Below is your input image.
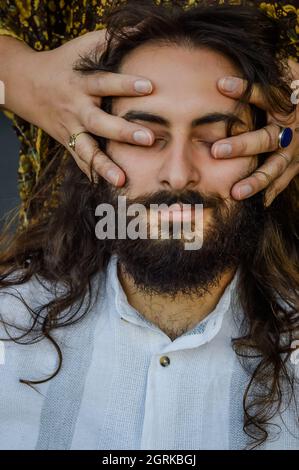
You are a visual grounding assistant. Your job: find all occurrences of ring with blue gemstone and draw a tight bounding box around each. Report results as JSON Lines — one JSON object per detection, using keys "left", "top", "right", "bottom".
{"left": 278, "top": 126, "right": 293, "bottom": 148}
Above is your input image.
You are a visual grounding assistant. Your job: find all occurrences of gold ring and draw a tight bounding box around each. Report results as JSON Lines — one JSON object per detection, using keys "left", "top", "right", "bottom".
{"left": 69, "top": 131, "right": 89, "bottom": 152}
{"left": 254, "top": 170, "right": 272, "bottom": 185}
{"left": 274, "top": 150, "right": 290, "bottom": 165}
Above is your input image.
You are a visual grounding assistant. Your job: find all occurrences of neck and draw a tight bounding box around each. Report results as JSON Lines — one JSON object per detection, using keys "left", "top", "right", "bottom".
{"left": 118, "top": 263, "right": 236, "bottom": 341}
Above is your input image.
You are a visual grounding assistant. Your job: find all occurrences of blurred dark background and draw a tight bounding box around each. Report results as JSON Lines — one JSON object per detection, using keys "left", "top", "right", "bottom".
{"left": 0, "top": 112, "right": 20, "bottom": 227}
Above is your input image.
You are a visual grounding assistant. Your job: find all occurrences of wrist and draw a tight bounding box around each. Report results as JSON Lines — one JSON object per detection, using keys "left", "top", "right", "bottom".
{"left": 1, "top": 38, "right": 42, "bottom": 123}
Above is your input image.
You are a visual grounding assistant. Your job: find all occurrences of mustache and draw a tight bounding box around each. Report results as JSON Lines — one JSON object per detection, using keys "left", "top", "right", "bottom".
{"left": 109, "top": 187, "right": 223, "bottom": 209}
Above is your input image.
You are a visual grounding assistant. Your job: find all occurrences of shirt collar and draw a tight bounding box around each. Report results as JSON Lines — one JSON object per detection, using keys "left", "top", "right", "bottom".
{"left": 105, "top": 254, "right": 240, "bottom": 350}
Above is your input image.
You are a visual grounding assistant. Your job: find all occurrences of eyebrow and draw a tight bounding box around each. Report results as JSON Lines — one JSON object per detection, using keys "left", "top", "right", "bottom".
{"left": 121, "top": 110, "right": 246, "bottom": 128}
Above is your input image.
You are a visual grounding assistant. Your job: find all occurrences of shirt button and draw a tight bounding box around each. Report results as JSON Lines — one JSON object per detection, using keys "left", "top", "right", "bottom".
{"left": 160, "top": 356, "right": 170, "bottom": 367}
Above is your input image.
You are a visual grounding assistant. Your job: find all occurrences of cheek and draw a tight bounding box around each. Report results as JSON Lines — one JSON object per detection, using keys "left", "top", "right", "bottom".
{"left": 108, "top": 142, "right": 139, "bottom": 170}
{"left": 199, "top": 157, "right": 258, "bottom": 198}
{"left": 108, "top": 142, "right": 161, "bottom": 194}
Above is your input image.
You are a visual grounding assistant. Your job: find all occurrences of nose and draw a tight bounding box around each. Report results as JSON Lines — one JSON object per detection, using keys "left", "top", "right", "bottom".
{"left": 158, "top": 138, "right": 200, "bottom": 191}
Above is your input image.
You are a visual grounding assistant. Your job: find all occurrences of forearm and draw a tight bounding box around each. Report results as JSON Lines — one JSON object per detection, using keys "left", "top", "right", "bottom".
{"left": 0, "top": 36, "right": 39, "bottom": 123}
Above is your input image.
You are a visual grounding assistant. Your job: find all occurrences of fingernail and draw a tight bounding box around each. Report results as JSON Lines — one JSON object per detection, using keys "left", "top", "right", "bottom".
{"left": 134, "top": 79, "right": 152, "bottom": 94}
{"left": 106, "top": 169, "right": 120, "bottom": 186}
{"left": 238, "top": 184, "right": 253, "bottom": 199}
{"left": 213, "top": 143, "right": 232, "bottom": 158}
{"left": 219, "top": 77, "right": 240, "bottom": 92}
{"left": 133, "top": 130, "right": 152, "bottom": 145}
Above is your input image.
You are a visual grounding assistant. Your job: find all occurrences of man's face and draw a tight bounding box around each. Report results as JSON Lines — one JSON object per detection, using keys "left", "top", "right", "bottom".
{"left": 108, "top": 44, "right": 257, "bottom": 217}
{"left": 99, "top": 43, "right": 264, "bottom": 296}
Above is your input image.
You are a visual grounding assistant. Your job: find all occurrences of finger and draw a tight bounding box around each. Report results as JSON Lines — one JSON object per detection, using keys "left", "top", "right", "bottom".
{"left": 211, "top": 123, "right": 280, "bottom": 159}
{"left": 85, "top": 71, "right": 153, "bottom": 96}
{"left": 67, "top": 132, "right": 126, "bottom": 186}
{"left": 264, "top": 160, "right": 299, "bottom": 206}
{"left": 81, "top": 105, "right": 154, "bottom": 145}
{"left": 217, "top": 77, "right": 269, "bottom": 110}
{"left": 230, "top": 151, "right": 291, "bottom": 200}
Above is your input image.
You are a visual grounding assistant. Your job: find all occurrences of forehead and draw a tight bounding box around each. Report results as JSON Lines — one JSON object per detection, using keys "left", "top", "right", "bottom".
{"left": 115, "top": 43, "right": 244, "bottom": 119}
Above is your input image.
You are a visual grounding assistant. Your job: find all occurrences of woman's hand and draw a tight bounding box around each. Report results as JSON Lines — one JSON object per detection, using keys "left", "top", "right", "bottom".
{"left": 28, "top": 30, "right": 155, "bottom": 186}
{"left": 214, "top": 60, "right": 299, "bottom": 206}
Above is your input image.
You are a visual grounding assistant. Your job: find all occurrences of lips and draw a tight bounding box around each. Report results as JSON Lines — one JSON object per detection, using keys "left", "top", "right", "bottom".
{"left": 159, "top": 203, "right": 194, "bottom": 222}
{"left": 168, "top": 203, "right": 185, "bottom": 211}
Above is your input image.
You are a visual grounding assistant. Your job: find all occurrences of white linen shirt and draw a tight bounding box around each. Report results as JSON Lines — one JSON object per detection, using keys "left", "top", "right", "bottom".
{"left": 0, "top": 254, "right": 298, "bottom": 450}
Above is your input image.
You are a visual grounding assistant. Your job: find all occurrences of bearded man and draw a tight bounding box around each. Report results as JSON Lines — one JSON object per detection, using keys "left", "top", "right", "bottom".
{"left": 0, "top": 0, "right": 298, "bottom": 451}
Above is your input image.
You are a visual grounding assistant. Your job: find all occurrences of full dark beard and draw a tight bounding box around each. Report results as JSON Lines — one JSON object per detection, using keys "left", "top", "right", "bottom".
{"left": 95, "top": 178, "right": 265, "bottom": 297}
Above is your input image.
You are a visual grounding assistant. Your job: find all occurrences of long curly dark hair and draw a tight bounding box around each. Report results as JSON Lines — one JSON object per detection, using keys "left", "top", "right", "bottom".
{"left": 0, "top": 0, "right": 299, "bottom": 449}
